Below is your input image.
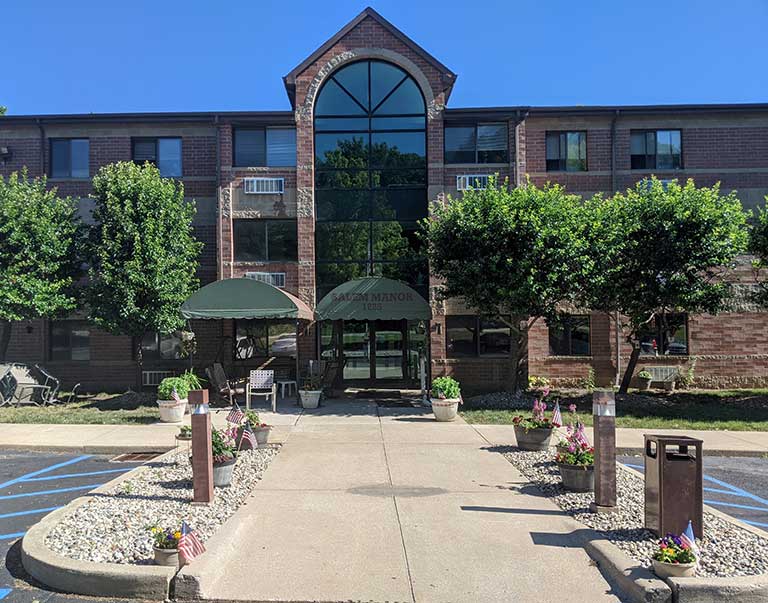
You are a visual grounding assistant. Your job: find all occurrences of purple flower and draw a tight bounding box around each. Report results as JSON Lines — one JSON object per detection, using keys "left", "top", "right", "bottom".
{"left": 569, "top": 404, "right": 577, "bottom": 412}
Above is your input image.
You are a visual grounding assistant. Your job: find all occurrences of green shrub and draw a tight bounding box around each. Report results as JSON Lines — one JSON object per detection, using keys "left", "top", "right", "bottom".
{"left": 180, "top": 369, "right": 203, "bottom": 390}
{"left": 528, "top": 375, "right": 551, "bottom": 390}
{"left": 431, "top": 376, "right": 461, "bottom": 399}
{"left": 157, "top": 377, "right": 190, "bottom": 400}
{"left": 637, "top": 369, "right": 652, "bottom": 380}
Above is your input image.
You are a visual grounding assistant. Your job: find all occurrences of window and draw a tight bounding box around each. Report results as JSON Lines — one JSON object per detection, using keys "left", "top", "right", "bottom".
{"left": 132, "top": 138, "right": 182, "bottom": 177}
{"left": 233, "top": 219, "right": 298, "bottom": 262}
{"left": 140, "top": 332, "right": 183, "bottom": 361}
{"left": 456, "top": 174, "right": 490, "bottom": 190}
{"left": 233, "top": 128, "right": 297, "bottom": 167}
{"left": 546, "top": 131, "right": 587, "bottom": 172}
{"left": 234, "top": 320, "right": 296, "bottom": 359}
{"left": 631, "top": 130, "right": 681, "bottom": 170}
{"left": 50, "top": 320, "right": 90, "bottom": 361}
{"left": 445, "top": 123, "right": 508, "bottom": 164}
{"left": 639, "top": 314, "right": 688, "bottom": 356}
{"left": 548, "top": 315, "right": 591, "bottom": 356}
{"left": 50, "top": 139, "right": 89, "bottom": 178}
{"left": 446, "top": 315, "right": 511, "bottom": 358}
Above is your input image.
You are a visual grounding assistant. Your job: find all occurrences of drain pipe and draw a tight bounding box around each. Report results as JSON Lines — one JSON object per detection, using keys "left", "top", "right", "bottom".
{"left": 36, "top": 118, "right": 45, "bottom": 177}
{"left": 214, "top": 115, "right": 222, "bottom": 281}
{"left": 611, "top": 109, "right": 621, "bottom": 388}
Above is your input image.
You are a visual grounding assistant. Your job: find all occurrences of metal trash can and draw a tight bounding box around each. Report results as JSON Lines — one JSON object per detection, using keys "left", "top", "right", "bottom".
{"left": 644, "top": 435, "right": 703, "bottom": 538}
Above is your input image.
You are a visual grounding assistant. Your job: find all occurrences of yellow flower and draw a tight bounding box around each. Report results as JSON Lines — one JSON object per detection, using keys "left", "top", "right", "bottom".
{"left": 174, "top": 531, "right": 181, "bottom": 540}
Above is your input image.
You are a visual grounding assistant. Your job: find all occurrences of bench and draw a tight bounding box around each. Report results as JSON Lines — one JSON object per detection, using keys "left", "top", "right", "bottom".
{"left": 644, "top": 366, "right": 680, "bottom": 384}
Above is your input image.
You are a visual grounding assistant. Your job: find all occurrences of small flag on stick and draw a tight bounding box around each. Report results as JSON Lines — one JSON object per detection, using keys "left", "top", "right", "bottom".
{"left": 179, "top": 521, "right": 206, "bottom": 563}
{"left": 680, "top": 520, "right": 700, "bottom": 559}
{"left": 241, "top": 423, "right": 258, "bottom": 449}
{"left": 171, "top": 387, "right": 182, "bottom": 404}
{"left": 552, "top": 401, "right": 563, "bottom": 427}
{"left": 226, "top": 402, "right": 245, "bottom": 425}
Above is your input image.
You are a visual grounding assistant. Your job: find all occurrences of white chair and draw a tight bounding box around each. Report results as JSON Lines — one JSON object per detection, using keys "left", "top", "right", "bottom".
{"left": 246, "top": 370, "right": 277, "bottom": 412}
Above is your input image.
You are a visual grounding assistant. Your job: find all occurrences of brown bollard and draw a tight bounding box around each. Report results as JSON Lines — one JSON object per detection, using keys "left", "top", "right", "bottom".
{"left": 590, "top": 389, "right": 617, "bottom": 514}
{"left": 189, "top": 389, "right": 213, "bottom": 504}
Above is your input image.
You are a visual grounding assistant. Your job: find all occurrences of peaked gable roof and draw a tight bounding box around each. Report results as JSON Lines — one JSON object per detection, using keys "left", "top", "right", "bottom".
{"left": 283, "top": 7, "right": 456, "bottom": 106}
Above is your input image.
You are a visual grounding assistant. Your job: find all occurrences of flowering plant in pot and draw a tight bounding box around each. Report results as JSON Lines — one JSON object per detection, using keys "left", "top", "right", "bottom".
{"left": 177, "top": 425, "right": 192, "bottom": 441}
{"left": 236, "top": 410, "right": 271, "bottom": 449}
{"left": 512, "top": 395, "right": 557, "bottom": 451}
{"left": 652, "top": 533, "right": 697, "bottom": 579}
{"left": 299, "top": 375, "right": 323, "bottom": 409}
{"left": 149, "top": 525, "right": 182, "bottom": 566}
{"left": 637, "top": 369, "right": 653, "bottom": 392}
{"left": 430, "top": 376, "right": 462, "bottom": 422}
{"left": 556, "top": 404, "right": 580, "bottom": 455}
{"left": 555, "top": 424, "right": 594, "bottom": 492}
{"left": 211, "top": 426, "right": 238, "bottom": 487}
{"left": 156, "top": 377, "right": 189, "bottom": 423}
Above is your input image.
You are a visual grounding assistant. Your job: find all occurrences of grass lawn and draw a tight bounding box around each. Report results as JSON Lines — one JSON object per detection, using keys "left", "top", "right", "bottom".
{"left": 460, "top": 389, "right": 768, "bottom": 431}
{"left": 0, "top": 392, "right": 160, "bottom": 425}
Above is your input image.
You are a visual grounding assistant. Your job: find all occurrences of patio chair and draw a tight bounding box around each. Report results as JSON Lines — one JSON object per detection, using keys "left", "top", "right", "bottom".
{"left": 12, "top": 366, "right": 80, "bottom": 406}
{"left": 206, "top": 363, "right": 245, "bottom": 405}
{"left": 0, "top": 369, "right": 18, "bottom": 407}
{"left": 246, "top": 370, "right": 277, "bottom": 412}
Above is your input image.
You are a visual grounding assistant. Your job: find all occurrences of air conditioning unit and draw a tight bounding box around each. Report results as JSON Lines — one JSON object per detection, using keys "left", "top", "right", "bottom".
{"left": 243, "top": 177, "right": 285, "bottom": 194}
{"left": 456, "top": 174, "right": 490, "bottom": 191}
{"left": 245, "top": 271, "right": 286, "bottom": 288}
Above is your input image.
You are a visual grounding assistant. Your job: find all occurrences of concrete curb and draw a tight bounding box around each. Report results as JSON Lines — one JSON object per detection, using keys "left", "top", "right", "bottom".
{"left": 0, "top": 443, "right": 173, "bottom": 454}
{"left": 617, "top": 447, "right": 768, "bottom": 459}
{"left": 668, "top": 574, "right": 768, "bottom": 603}
{"left": 20, "top": 450, "right": 177, "bottom": 600}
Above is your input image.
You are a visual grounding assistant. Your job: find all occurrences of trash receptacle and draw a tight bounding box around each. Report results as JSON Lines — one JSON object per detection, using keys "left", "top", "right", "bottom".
{"left": 644, "top": 434, "right": 703, "bottom": 539}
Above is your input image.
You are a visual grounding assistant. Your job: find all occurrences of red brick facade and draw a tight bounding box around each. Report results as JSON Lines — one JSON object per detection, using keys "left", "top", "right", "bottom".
{"left": 1, "top": 8, "right": 767, "bottom": 393}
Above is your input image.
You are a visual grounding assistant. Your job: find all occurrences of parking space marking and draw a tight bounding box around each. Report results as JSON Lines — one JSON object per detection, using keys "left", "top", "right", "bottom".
{"left": 0, "top": 531, "right": 26, "bottom": 541}
{"left": 0, "top": 455, "right": 91, "bottom": 490}
{"left": 0, "top": 587, "right": 11, "bottom": 599}
{"left": 0, "top": 506, "right": 62, "bottom": 520}
{"left": 23, "top": 467, "right": 131, "bottom": 482}
{"left": 0, "top": 483, "right": 103, "bottom": 501}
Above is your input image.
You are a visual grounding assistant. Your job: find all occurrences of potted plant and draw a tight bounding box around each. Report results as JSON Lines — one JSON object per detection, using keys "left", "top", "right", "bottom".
{"left": 156, "top": 377, "right": 189, "bottom": 423}
{"left": 176, "top": 425, "right": 192, "bottom": 441}
{"left": 652, "top": 533, "right": 697, "bottom": 579}
{"left": 430, "top": 376, "right": 462, "bottom": 421}
{"left": 637, "top": 369, "right": 653, "bottom": 392}
{"left": 237, "top": 410, "right": 271, "bottom": 449}
{"left": 299, "top": 375, "right": 323, "bottom": 409}
{"left": 528, "top": 375, "right": 551, "bottom": 400}
{"left": 211, "top": 426, "right": 237, "bottom": 487}
{"left": 180, "top": 369, "right": 205, "bottom": 413}
{"left": 512, "top": 398, "right": 556, "bottom": 451}
{"left": 149, "top": 525, "right": 181, "bottom": 566}
{"left": 555, "top": 426, "right": 594, "bottom": 492}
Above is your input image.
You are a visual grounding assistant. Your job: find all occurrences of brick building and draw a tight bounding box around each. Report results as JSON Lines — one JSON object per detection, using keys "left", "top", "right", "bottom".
{"left": 1, "top": 7, "right": 767, "bottom": 393}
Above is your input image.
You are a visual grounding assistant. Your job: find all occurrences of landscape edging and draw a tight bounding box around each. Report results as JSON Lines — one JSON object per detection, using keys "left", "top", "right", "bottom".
{"left": 667, "top": 574, "right": 768, "bottom": 603}
{"left": 20, "top": 450, "right": 177, "bottom": 600}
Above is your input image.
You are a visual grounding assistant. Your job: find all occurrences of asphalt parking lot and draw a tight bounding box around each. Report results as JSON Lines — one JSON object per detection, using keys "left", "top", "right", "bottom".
{"left": 620, "top": 454, "right": 768, "bottom": 530}
{"left": 0, "top": 450, "right": 143, "bottom": 603}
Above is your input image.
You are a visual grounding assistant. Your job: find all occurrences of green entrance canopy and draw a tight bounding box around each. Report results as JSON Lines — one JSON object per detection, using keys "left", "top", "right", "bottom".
{"left": 316, "top": 277, "right": 431, "bottom": 321}
{"left": 181, "top": 278, "right": 314, "bottom": 321}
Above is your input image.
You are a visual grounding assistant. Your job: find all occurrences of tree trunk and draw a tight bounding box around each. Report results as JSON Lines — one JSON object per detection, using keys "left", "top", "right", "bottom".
{"left": 0, "top": 320, "right": 12, "bottom": 363}
{"left": 619, "top": 342, "right": 641, "bottom": 394}
{"left": 135, "top": 339, "right": 143, "bottom": 392}
{"left": 505, "top": 317, "right": 531, "bottom": 394}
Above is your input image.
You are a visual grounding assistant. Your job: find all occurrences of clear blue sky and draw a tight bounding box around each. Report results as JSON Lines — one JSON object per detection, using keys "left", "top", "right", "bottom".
{"left": 4, "top": 0, "right": 768, "bottom": 115}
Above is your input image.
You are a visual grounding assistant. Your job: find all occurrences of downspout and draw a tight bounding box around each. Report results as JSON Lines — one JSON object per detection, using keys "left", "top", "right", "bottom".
{"left": 36, "top": 118, "right": 45, "bottom": 178}
{"left": 513, "top": 109, "right": 530, "bottom": 187}
{"left": 611, "top": 109, "right": 621, "bottom": 388}
{"left": 37, "top": 118, "right": 47, "bottom": 361}
{"left": 214, "top": 115, "right": 222, "bottom": 282}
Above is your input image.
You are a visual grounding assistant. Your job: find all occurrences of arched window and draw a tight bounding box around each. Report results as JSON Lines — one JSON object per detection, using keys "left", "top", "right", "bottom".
{"left": 314, "top": 60, "right": 428, "bottom": 301}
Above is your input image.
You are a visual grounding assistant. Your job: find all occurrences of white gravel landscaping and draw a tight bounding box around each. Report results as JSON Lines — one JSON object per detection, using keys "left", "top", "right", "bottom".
{"left": 502, "top": 448, "right": 768, "bottom": 578}
{"left": 45, "top": 447, "right": 279, "bottom": 564}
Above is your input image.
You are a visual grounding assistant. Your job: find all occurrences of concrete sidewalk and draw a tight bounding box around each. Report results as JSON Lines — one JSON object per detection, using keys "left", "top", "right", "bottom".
{"left": 178, "top": 401, "right": 623, "bottom": 603}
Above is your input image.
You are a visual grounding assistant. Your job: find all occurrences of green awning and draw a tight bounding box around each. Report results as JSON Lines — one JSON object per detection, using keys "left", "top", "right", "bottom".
{"left": 181, "top": 278, "right": 314, "bottom": 321}
{"left": 316, "top": 277, "right": 431, "bottom": 321}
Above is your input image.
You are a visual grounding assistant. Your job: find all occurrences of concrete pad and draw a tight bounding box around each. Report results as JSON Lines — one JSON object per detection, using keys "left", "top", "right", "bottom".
{"left": 381, "top": 422, "right": 486, "bottom": 445}
{"left": 257, "top": 441, "right": 390, "bottom": 490}
{"left": 288, "top": 423, "right": 383, "bottom": 443}
{"left": 469, "top": 424, "right": 519, "bottom": 446}
{"left": 204, "top": 490, "right": 413, "bottom": 603}
{"left": 386, "top": 443, "right": 525, "bottom": 493}
{"left": 396, "top": 491, "right": 622, "bottom": 603}
{"left": 295, "top": 400, "right": 381, "bottom": 425}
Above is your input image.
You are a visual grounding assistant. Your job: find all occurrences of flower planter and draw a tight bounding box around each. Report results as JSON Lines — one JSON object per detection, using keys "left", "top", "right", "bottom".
{"left": 300, "top": 390, "right": 321, "bottom": 409}
{"left": 637, "top": 377, "right": 652, "bottom": 392}
{"left": 514, "top": 425, "right": 554, "bottom": 451}
{"left": 153, "top": 547, "right": 179, "bottom": 567}
{"left": 558, "top": 463, "right": 594, "bottom": 492}
{"left": 213, "top": 456, "right": 236, "bottom": 487}
{"left": 652, "top": 559, "right": 696, "bottom": 579}
{"left": 236, "top": 425, "right": 271, "bottom": 449}
{"left": 175, "top": 434, "right": 192, "bottom": 442}
{"left": 157, "top": 399, "right": 187, "bottom": 423}
{"left": 431, "top": 398, "right": 460, "bottom": 422}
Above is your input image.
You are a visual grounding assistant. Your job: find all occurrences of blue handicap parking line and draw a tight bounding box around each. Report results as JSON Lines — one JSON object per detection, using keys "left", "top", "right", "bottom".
{"left": 0, "top": 483, "right": 103, "bottom": 501}
{"left": 0, "top": 506, "right": 62, "bottom": 520}
{"left": 703, "top": 499, "right": 768, "bottom": 512}
{"left": 0, "top": 532, "right": 26, "bottom": 541}
{"left": 0, "top": 588, "right": 11, "bottom": 599}
{"left": 743, "top": 519, "right": 768, "bottom": 528}
{"left": 0, "top": 454, "right": 92, "bottom": 490}
{"left": 23, "top": 467, "right": 131, "bottom": 482}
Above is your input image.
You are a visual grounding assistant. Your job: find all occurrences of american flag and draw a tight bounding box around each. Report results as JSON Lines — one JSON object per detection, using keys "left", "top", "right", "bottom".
{"left": 241, "top": 423, "right": 257, "bottom": 449}
{"left": 574, "top": 423, "right": 591, "bottom": 447}
{"left": 172, "top": 387, "right": 182, "bottom": 404}
{"left": 226, "top": 403, "right": 245, "bottom": 425}
{"left": 552, "top": 401, "right": 562, "bottom": 427}
{"left": 680, "top": 520, "right": 700, "bottom": 558}
{"left": 179, "top": 521, "right": 206, "bottom": 563}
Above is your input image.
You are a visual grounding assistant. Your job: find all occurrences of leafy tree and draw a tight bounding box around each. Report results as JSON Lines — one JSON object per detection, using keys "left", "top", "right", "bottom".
{"left": 88, "top": 162, "right": 202, "bottom": 383}
{"left": 423, "top": 179, "right": 592, "bottom": 392}
{"left": 749, "top": 199, "right": 768, "bottom": 307}
{"left": 582, "top": 178, "right": 748, "bottom": 393}
{"left": 0, "top": 170, "right": 83, "bottom": 361}
{"left": 0, "top": 106, "right": 6, "bottom": 116}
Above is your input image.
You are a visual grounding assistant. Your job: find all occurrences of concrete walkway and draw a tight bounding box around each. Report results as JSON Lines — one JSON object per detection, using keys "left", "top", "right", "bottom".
{"left": 179, "top": 401, "right": 623, "bottom": 603}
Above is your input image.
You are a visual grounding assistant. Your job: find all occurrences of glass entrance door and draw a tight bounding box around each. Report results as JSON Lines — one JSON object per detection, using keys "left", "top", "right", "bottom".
{"left": 373, "top": 320, "right": 404, "bottom": 380}
{"left": 342, "top": 321, "right": 371, "bottom": 380}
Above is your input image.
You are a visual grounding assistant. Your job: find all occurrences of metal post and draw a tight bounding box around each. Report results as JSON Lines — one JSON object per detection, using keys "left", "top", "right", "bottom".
{"left": 420, "top": 354, "right": 428, "bottom": 406}
{"left": 190, "top": 389, "right": 213, "bottom": 504}
{"left": 590, "top": 388, "right": 617, "bottom": 514}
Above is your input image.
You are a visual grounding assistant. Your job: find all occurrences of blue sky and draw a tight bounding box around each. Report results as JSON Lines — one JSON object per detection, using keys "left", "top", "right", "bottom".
{"left": 3, "top": 0, "right": 768, "bottom": 115}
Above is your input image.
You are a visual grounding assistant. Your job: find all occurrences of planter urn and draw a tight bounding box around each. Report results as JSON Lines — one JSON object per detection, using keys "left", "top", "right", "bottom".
{"left": 637, "top": 377, "right": 652, "bottom": 392}
{"left": 431, "top": 398, "right": 460, "bottom": 422}
{"left": 558, "top": 463, "right": 595, "bottom": 492}
{"left": 153, "top": 547, "right": 179, "bottom": 567}
{"left": 236, "top": 425, "right": 271, "bottom": 449}
{"left": 300, "top": 390, "right": 321, "bottom": 409}
{"left": 514, "top": 425, "right": 554, "bottom": 451}
{"left": 157, "top": 399, "right": 187, "bottom": 423}
{"left": 652, "top": 559, "right": 696, "bottom": 579}
{"left": 212, "top": 456, "right": 236, "bottom": 487}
